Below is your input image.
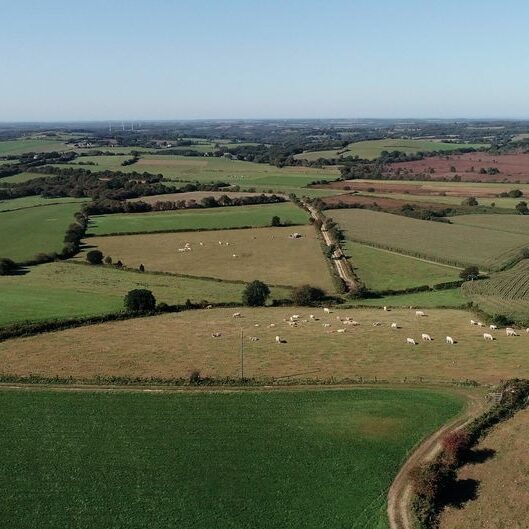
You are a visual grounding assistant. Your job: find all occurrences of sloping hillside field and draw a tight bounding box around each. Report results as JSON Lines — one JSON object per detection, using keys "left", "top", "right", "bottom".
{"left": 0, "top": 388, "right": 463, "bottom": 529}
{"left": 330, "top": 209, "right": 529, "bottom": 270}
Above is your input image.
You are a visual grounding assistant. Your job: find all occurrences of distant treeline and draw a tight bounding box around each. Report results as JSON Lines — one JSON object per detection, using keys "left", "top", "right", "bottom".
{"left": 84, "top": 193, "right": 285, "bottom": 215}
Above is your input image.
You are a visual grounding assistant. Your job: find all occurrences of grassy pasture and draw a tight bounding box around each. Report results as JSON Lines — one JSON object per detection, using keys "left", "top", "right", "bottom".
{"left": 0, "top": 195, "right": 87, "bottom": 212}
{"left": 296, "top": 139, "right": 487, "bottom": 161}
{"left": 129, "top": 191, "right": 280, "bottom": 204}
{"left": 85, "top": 225, "right": 334, "bottom": 291}
{"left": 462, "top": 261, "right": 529, "bottom": 322}
{"left": 87, "top": 202, "right": 309, "bottom": 235}
{"left": 346, "top": 241, "right": 460, "bottom": 291}
{"left": 0, "top": 388, "right": 463, "bottom": 529}
{"left": 440, "top": 406, "right": 529, "bottom": 529}
{"left": 2, "top": 306, "right": 528, "bottom": 384}
{"left": 60, "top": 155, "right": 131, "bottom": 171}
{"left": 0, "top": 138, "right": 72, "bottom": 156}
{"left": 0, "top": 202, "right": 85, "bottom": 262}
{"left": 330, "top": 209, "right": 529, "bottom": 270}
{"left": 0, "top": 172, "right": 56, "bottom": 184}
{"left": 344, "top": 289, "right": 467, "bottom": 308}
{"left": 0, "top": 262, "right": 289, "bottom": 327}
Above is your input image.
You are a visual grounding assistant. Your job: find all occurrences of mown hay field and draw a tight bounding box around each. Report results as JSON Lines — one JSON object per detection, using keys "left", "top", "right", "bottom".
{"left": 0, "top": 388, "right": 463, "bottom": 529}
{"left": 85, "top": 225, "right": 334, "bottom": 291}
{"left": 345, "top": 241, "right": 460, "bottom": 291}
{"left": 87, "top": 202, "right": 309, "bottom": 236}
{"left": 0, "top": 202, "right": 85, "bottom": 262}
{"left": 295, "top": 139, "right": 487, "bottom": 161}
{"left": 330, "top": 209, "right": 529, "bottom": 270}
{"left": 440, "top": 405, "right": 529, "bottom": 529}
{"left": 3, "top": 307, "right": 529, "bottom": 384}
{"left": 0, "top": 262, "right": 290, "bottom": 327}
{"left": 344, "top": 289, "right": 466, "bottom": 309}
{"left": 462, "top": 261, "right": 529, "bottom": 323}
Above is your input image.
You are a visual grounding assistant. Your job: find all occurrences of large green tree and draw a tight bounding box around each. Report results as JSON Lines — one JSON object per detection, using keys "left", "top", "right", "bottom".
{"left": 242, "top": 280, "right": 270, "bottom": 307}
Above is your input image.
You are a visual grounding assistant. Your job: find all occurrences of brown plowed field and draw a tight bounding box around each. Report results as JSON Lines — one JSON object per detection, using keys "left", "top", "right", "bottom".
{"left": 385, "top": 153, "right": 529, "bottom": 182}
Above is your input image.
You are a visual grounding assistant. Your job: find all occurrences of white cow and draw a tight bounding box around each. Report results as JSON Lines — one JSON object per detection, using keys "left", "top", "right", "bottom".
{"left": 506, "top": 328, "right": 518, "bottom": 336}
{"left": 391, "top": 322, "right": 398, "bottom": 329}
{"left": 406, "top": 338, "right": 417, "bottom": 345}
{"left": 288, "top": 321, "right": 297, "bottom": 327}
{"left": 415, "top": 310, "right": 425, "bottom": 317}
{"left": 337, "top": 329, "right": 346, "bottom": 333}
{"left": 211, "top": 332, "right": 222, "bottom": 338}
{"left": 383, "top": 306, "right": 388, "bottom": 311}
{"left": 372, "top": 322, "right": 382, "bottom": 326}
{"left": 490, "top": 325, "right": 498, "bottom": 330}
{"left": 421, "top": 333, "right": 432, "bottom": 341}
{"left": 477, "top": 322, "right": 484, "bottom": 327}
{"left": 275, "top": 336, "right": 282, "bottom": 344}
{"left": 322, "top": 323, "right": 331, "bottom": 328}
{"left": 269, "top": 323, "right": 276, "bottom": 328}
{"left": 232, "top": 312, "right": 241, "bottom": 318}
{"left": 291, "top": 314, "right": 301, "bottom": 320}
{"left": 446, "top": 336, "right": 455, "bottom": 345}
{"left": 248, "top": 336, "right": 259, "bottom": 342}
{"left": 483, "top": 333, "right": 494, "bottom": 341}
{"left": 526, "top": 328, "right": 529, "bottom": 333}
{"left": 309, "top": 314, "right": 315, "bottom": 320}
{"left": 323, "top": 308, "right": 331, "bottom": 314}
{"left": 470, "top": 319, "right": 477, "bottom": 325}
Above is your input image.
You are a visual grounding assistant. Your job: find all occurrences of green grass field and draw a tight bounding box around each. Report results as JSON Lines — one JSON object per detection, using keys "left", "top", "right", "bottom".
{"left": 345, "top": 288, "right": 467, "bottom": 308}
{"left": 450, "top": 214, "right": 529, "bottom": 235}
{"left": 0, "top": 172, "right": 56, "bottom": 184}
{"left": 346, "top": 241, "right": 460, "bottom": 291}
{"left": 0, "top": 262, "right": 289, "bottom": 327}
{"left": 85, "top": 225, "right": 335, "bottom": 291}
{"left": 330, "top": 209, "right": 529, "bottom": 270}
{"left": 0, "top": 202, "right": 85, "bottom": 262}
{"left": 0, "top": 138, "right": 72, "bottom": 156}
{"left": 0, "top": 388, "right": 464, "bottom": 529}
{"left": 0, "top": 196, "right": 87, "bottom": 212}
{"left": 462, "top": 260, "right": 529, "bottom": 323}
{"left": 87, "top": 202, "right": 309, "bottom": 235}
{"left": 296, "top": 139, "right": 488, "bottom": 161}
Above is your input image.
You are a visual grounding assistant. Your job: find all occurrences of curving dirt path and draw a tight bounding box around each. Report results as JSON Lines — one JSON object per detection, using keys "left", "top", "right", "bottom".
{"left": 387, "top": 391, "right": 487, "bottom": 529}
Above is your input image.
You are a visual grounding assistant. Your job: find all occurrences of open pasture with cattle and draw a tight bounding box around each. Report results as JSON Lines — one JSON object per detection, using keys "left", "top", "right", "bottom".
{"left": 295, "top": 139, "right": 487, "bottom": 161}
{"left": 87, "top": 202, "right": 308, "bottom": 235}
{"left": 384, "top": 152, "right": 529, "bottom": 182}
{"left": 0, "top": 201, "right": 86, "bottom": 262}
{"left": 0, "top": 262, "right": 291, "bottom": 328}
{"left": 330, "top": 208, "right": 529, "bottom": 270}
{"left": 0, "top": 388, "right": 463, "bottom": 529}
{"left": 84, "top": 225, "right": 334, "bottom": 291}
{"left": 2, "top": 307, "right": 528, "bottom": 384}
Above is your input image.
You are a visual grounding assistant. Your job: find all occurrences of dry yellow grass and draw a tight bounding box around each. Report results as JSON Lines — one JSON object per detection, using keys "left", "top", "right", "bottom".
{"left": 2, "top": 307, "right": 529, "bottom": 383}
{"left": 84, "top": 225, "right": 334, "bottom": 290}
{"left": 440, "top": 406, "right": 529, "bottom": 529}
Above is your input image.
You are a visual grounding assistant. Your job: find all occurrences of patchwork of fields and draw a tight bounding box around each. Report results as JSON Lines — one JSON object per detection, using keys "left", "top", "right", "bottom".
{"left": 0, "top": 201, "right": 86, "bottom": 262}
{"left": 0, "top": 388, "right": 463, "bottom": 529}
{"left": 295, "top": 139, "right": 487, "bottom": 161}
{"left": 2, "top": 307, "right": 528, "bottom": 384}
{"left": 85, "top": 225, "right": 334, "bottom": 291}
{"left": 330, "top": 209, "right": 529, "bottom": 270}
{"left": 0, "top": 262, "right": 290, "bottom": 327}
{"left": 0, "top": 138, "right": 72, "bottom": 156}
{"left": 87, "top": 202, "right": 309, "bottom": 235}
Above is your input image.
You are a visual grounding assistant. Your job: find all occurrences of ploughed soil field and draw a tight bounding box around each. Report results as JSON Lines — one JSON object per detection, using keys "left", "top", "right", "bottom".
{"left": 384, "top": 152, "right": 529, "bottom": 182}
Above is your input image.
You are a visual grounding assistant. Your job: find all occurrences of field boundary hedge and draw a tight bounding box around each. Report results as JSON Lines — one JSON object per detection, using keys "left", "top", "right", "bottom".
{"left": 410, "top": 378, "right": 529, "bottom": 528}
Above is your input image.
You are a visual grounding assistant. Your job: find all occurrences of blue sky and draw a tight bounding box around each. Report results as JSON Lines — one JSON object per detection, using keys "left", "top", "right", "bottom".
{"left": 2, "top": 0, "right": 529, "bottom": 120}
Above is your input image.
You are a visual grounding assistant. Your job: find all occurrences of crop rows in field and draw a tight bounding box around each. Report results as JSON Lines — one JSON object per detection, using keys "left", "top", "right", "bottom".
{"left": 330, "top": 209, "right": 529, "bottom": 271}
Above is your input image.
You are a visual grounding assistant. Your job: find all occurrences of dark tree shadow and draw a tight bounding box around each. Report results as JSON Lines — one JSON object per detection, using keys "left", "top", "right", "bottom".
{"left": 444, "top": 478, "right": 480, "bottom": 509}
{"left": 466, "top": 447, "right": 496, "bottom": 464}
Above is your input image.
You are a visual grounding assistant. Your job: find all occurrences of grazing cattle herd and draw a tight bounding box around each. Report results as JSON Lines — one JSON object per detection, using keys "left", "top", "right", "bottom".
{"left": 209, "top": 307, "right": 529, "bottom": 347}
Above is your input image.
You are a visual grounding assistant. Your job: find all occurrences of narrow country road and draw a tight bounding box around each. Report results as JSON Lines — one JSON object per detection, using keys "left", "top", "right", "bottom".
{"left": 302, "top": 201, "right": 359, "bottom": 291}
{"left": 387, "top": 391, "right": 487, "bottom": 529}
